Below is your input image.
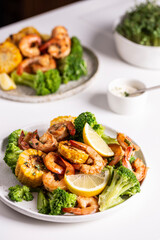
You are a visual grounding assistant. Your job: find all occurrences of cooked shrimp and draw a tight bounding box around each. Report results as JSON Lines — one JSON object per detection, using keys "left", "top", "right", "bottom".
{"left": 117, "top": 133, "right": 140, "bottom": 152}
{"left": 52, "top": 26, "right": 69, "bottom": 39}
{"left": 29, "top": 131, "right": 58, "bottom": 153}
{"left": 48, "top": 37, "right": 71, "bottom": 59}
{"left": 42, "top": 172, "right": 67, "bottom": 191}
{"left": 121, "top": 146, "right": 133, "bottom": 171}
{"left": 40, "top": 36, "right": 71, "bottom": 59}
{"left": 69, "top": 140, "right": 105, "bottom": 174}
{"left": 17, "top": 54, "right": 56, "bottom": 75}
{"left": 108, "top": 144, "right": 124, "bottom": 166}
{"left": 31, "top": 54, "right": 56, "bottom": 73}
{"left": 18, "top": 131, "right": 30, "bottom": 150}
{"left": 59, "top": 156, "right": 75, "bottom": 175}
{"left": 43, "top": 152, "right": 65, "bottom": 174}
{"left": 42, "top": 157, "right": 74, "bottom": 192}
{"left": 132, "top": 158, "right": 148, "bottom": 182}
{"left": 48, "top": 121, "right": 75, "bottom": 141}
{"left": 19, "top": 34, "right": 41, "bottom": 57}
{"left": 63, "top": 196, "right": 99, "bottom": 215}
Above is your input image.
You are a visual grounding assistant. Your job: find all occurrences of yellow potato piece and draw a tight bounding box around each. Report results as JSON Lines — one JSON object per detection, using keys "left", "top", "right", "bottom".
{"left": 0, "top": 41, "right": 22, "bottom": 74}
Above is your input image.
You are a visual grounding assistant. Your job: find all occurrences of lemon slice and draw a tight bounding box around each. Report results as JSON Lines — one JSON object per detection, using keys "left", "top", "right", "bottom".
{"left": 0, "top": 73, "right": 16, "bottom": 91}
{"left": 83, "top": 123, "right": 114, "bottom": 157}
{"left": 64, "top": 171, "right": 109, "bottom": 197}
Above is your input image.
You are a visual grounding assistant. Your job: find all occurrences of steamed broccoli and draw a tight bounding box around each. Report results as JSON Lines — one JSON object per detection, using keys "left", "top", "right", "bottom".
{"left": 58, "top": 37, "right": 87, "bottom": 84}
{"left": 11, "top": 69, "right": 61, "bottom": 96}
{"left": 4, "top": 143, "right": 22, "bottom": 172}
{"left": 37, "top": 190, "right": 49, "bottom": 214}
{"left": 8, "top": 185, "right": 34, "bottom": 202}
{"left": 8, "top": 129, "right": 27, "bottom": 145}
{"left": 48, "top": 188, "right": 77, "bottom": 215}
{"left": 99, "top": 166, "right": 140, "bottom": 211}
{"left": 93, "top": 124, "right": 105, "bottom": 137}
{"left": 44, "top": 69, "right": 61, "bottom": 93}
{"left": 70, "top": 36, "right": 83, "bottom": 57}
{"left": 101, "top": 134, "right": 118, "bottom": 145}
{"left": 37, "top": 188, "right": 77, "bottom": 215}
{"left": 74, "top": 112, "right": 97, "bottom": 141}
{"left": 4, "top": 129, "right": 27, "bottom": 173}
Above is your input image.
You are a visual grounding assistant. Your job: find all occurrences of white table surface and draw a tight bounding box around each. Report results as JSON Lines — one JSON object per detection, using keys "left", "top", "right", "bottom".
{"left": 0, "top": 0, "right": 160, "bottom": 239}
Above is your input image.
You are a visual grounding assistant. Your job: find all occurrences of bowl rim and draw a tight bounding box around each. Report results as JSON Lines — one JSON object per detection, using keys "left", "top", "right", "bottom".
{"left": 113, "top": 15, "right": 160, "bottom": 49}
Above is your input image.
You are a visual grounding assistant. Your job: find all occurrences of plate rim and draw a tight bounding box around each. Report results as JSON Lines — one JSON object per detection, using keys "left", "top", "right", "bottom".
{"left": 0, "top": 46, "right": 99, "bottom": 103}
{"left": 0, "top": 122, "right": 147, "bottom": 223}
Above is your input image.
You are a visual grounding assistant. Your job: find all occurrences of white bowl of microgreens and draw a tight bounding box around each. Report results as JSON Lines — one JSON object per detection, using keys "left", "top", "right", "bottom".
{"left": 107, "top": 78, "right": 148, "bottom": 115}
{"left": 114, "top": 1, "right": 160, "bottom": 69}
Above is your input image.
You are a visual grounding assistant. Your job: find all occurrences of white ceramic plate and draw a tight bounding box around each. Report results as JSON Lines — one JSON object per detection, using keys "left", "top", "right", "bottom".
{"left": 0, "top": 47, "right": 98, "bottom": 103}
{"left": 0, "top": 122, "right": 147, "bottom": 223}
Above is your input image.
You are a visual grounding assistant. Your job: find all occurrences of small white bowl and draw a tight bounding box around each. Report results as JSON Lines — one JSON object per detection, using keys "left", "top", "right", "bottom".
{"left": 114, "top": 22, "right": 160, "bottom": 70}
{"left": 107, "top": 78, "right": 147, "bottom": 115}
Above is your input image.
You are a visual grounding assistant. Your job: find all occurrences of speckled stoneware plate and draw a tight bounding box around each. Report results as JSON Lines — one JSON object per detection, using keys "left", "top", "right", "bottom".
{"left": 0, "top": 122, "right": 147, "bottom": 223}
{"left": 0, "top": 47, "right": 98, "bottom": 103}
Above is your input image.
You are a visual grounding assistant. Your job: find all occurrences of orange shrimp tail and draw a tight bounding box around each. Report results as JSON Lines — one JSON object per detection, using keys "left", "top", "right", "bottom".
{"left": 59, "top": 156, "right": 75, "bottom": 175}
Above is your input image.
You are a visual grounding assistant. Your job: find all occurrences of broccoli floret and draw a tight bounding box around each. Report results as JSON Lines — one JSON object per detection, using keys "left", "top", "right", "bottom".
{"left": 37, "top": 190, "right": 49, "bottom": 214}
{"left": 36, "top": 188, "right": 76, "bottom": 215}
{"left": 58, "top": 37, "right": 87, "bottom": 84}
{"left": 4, "top": 129, "right": 27, "bottom": 173}
{"left": 93, "top": 124, "right": 105, "bottom": 137}
{"left": 8, "top": 129, "right": 27, "bottom": 145}
{"left": 48, "top": 188, "right": 77, "bottom": 215}
{"left": 11, "top": 70, "right": 61, "bottom": 96}
{"left": 4, "top": 143, "right": 22, "bottom": 172}
{"left": 8, "top": 185, "right": 34, "bottom": 202}
{"left": 74, "top": 112, "right": 97, "bottom": 141}
{"left": 99, "top": 166, "right": 140, "bottom": 211}
{"left": 44, "top": 69, "right": 61, "bottom": 93}
{"left": 70, "top": 36, "right": 83, "bottom": 57}
{"left": 101, "top": 134, "right": 118, "bottom": 145}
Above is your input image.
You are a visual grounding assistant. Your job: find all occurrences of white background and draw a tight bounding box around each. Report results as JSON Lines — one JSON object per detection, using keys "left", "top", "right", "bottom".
{"left": 0, "top": 0, "right": 160, "bottom": 239}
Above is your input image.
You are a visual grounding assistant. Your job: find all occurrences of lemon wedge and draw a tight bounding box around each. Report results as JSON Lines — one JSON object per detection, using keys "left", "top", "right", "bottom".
{"left": 83, "top": 123, "right": 114, "bottom": 157}
{"left": 64, "top": 171, "right": 109, "bottom": 197}
{"left": 0, "top": 73, "right": 16, "bottom": 91}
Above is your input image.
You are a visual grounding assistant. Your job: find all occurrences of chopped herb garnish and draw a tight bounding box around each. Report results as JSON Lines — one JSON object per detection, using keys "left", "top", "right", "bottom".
{"left": 32, "top": 172, "right": 36, "bottom": 176}
{"left": 130, "top": 156, "right": 136, "bottom": 164}
{"left": 24, "top": 162, "right": 28, "bottom": 165}
{"left": 124, "top": 91, "right": 129, "bottom": 97}
{"left": 66, "top": 170, "right": 70, "bottom": 174}
{"left": 124, "top": 138, "right": 131, "bottom": 146}
{"left": 35, "top": 164, "right": 41, "bottom": 171}
{"left": 108, "top": 157, "right": 114, "bottom": 163}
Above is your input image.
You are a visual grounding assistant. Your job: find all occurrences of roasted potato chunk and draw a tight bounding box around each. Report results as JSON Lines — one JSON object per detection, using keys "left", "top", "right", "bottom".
{"left": 0, "top": 41, "right": 22, "bottom": 73}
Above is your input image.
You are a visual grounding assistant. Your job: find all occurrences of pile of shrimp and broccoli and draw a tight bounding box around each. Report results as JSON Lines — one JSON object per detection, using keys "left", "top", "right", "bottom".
{"left": 4, "top": 112, "right": 147, "bottom": 215}
{"left": 0, "top": 26, "right": 87, "bottom": 95}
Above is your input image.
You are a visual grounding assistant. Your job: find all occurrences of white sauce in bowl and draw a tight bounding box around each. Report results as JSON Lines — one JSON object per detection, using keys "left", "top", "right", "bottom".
{"left": 111, "top": 85, "right": 139, "bottom": 97}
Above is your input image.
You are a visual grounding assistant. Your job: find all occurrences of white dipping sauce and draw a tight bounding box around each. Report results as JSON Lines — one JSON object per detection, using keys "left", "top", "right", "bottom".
{"left": 111, "top": 85, "right": 138, "bottom": 97}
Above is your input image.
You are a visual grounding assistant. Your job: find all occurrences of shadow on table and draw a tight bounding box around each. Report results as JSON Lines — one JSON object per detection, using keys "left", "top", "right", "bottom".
{"left": 89, "top": 93, "right": 111, "bottom": 112}
{"left": 90, "top": 27, "right": 121, "bottom": 61}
